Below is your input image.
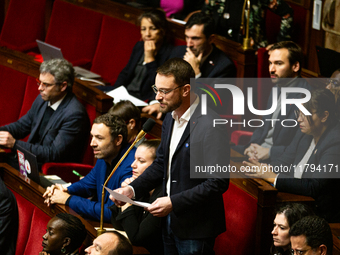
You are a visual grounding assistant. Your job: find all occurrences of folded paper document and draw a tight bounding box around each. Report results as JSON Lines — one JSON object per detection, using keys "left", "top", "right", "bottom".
{"left": 104, "top": 186, "right": 151, "bottom": 208}
{"left": 105, "top": 86, "right": 148, "bottom": 107}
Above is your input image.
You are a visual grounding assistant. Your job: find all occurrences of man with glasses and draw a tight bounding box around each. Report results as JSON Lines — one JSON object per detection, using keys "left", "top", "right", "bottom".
{"left": 233, "top": 41, "right": 312, "bottom": 163}
{"left": 0, "top": 58, "right": 90, "bottom": 169}
{"left": 290, "top": 216, "right": 333, "bottom": 255}
{"left": 111, "top": 58, "right": 230, "bottom": 255}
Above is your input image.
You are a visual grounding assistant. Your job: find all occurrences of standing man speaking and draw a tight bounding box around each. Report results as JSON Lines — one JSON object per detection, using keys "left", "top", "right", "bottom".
{"left": 112, "top": 58, "right": 230, "bottom": 255}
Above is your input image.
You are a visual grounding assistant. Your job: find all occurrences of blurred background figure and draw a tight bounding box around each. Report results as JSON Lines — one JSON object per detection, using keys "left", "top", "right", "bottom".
{"left": 108, "top": 100, "right": 141, "bottom": 143}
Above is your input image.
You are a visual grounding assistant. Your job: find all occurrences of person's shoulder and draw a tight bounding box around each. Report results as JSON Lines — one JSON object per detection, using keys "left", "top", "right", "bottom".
{"left": 170, "top": 45, "right": 187, "bottom": 57}
{"left": 294, "top": 77, "right": 312, "bottom": 90}
{"left": 209, "top": 44, "right": 234, "bottom": 64}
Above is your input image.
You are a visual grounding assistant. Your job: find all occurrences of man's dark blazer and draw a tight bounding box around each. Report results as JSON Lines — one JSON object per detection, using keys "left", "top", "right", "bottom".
{"left": 0, "top": 92, "right": 90, "bottom": 165}
{"left": 114, "top": 41, "right": 174, "bottom": 101}
{"left": 0, "top": 177, "right": 18, "bottom": 255}
{"left": 170, "top": 44, "right": 236, "bottom": 78}
{"left": 274, "top": 124, "right": 340, "bottom": 223}
{"left": 131, "top": 101, "right": 230, "bottom": 239}
{"left": 237, "top": 77, "right": 312, "bottom": 161}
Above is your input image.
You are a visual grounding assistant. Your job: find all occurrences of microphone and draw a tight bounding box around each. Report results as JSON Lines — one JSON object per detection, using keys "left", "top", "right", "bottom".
{"left": 97, "top": 118, "right": 156, "bottom": 236}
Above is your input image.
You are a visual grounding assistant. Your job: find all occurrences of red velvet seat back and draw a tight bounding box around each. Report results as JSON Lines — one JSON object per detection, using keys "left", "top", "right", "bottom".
{"left": 45, "top": 0, "right": 103, "bottom": 67}
{"left": 91, "top": 15, "right": 140, "bottom": 84}
{"left": 0, "top": 0, "right": 46, "bottom": 51}
{"left": 24, "top": 208, "right": 52, "bottom": 255}
{"left": 10, "top": 188, "right": 51, "bottom": 255}
{"left": 0, "top": 65, "right": 28, "bottom": 126}
{"left": 214, "top": 183, "right": 257, "bottom": 255}
{"left": 19, "top": 76, "right": 40, "bottom": 118}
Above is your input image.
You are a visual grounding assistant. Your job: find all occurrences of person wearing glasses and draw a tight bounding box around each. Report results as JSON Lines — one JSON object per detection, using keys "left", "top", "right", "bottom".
{"left": 111, "top": 58, "right": 230, "bottom": 255}
{"left": 290, "top": 216, "right": 333, "bottom": 255}
{"left": 0, "top": 58, "right": 90, "bottom": 170}
{"left": 244, "top": 89, "right": 340, "bottom": 223}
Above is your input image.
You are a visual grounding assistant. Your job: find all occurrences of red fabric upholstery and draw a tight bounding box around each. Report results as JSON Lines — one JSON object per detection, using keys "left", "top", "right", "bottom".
{"left": 174, "top": 38, "right": 186, "bottom": 46}
{"left": 0, "top": 65, "right": 28, "bottom": 126}
{"left": 231, "top": 130, "right": 253, "bottom": 146}
{"left": 42, "top": 162, "right": 93, "bottom": 183}
{"left": 19, "top": 76, "right": 40, "bottom": 118}
{"left": 10, "top": 188, "right": 51, "bottom": 255}
{"left": 45, "top": 0, "right": 103, "bottom": 67}
{"left": 0, "top": 0, "right": 46, "bottom": 52}
{"left": 24, "top": 208, "right": 51, "bottom": 255}
{"left": 91, "top": 15, "right": 140, "bottom": 84}
{"left": 214, "top": 183, "right": 257, "bottom": 255}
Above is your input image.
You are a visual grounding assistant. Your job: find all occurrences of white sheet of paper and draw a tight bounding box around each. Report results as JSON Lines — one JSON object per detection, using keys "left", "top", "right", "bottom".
{"left": 104, "top": 186, "right": 151, "bottom": 208}
{"left": 106, "top": 86, "right": 148, "bottom": 107}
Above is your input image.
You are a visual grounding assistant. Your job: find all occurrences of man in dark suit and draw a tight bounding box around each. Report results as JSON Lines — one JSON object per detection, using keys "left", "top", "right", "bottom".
{"left": 143, "top": 12, "right": 236, "bottom": 119}
{"left": 0, "top": 177, "right": 18, "bottom": 255}
{"left": 0, "top": 59, "right": 90, "bottom": 169}
{"left": 234, "top": 41, "right": 311, "bottom": 162}
{"left": 112, "top": 58, "right": 230, "bottom": 255}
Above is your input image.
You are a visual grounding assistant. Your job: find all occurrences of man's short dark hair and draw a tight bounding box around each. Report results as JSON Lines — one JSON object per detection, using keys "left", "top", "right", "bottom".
{"left": 107, "top": 231, "right": 133, "bottom": 255}
{"left": 290, "top": 216, "right": 333, "bottom": 255}
{"left": 269, "top": 41, "right": 303, "bottom": 75}
{"left": 40, "top": 58, "right": 75, "bottom": 90}
{"left": 185, "top": 12, "right": 215, "bottom": 39}
{"left": 93, "top": 114, "right": 127, "bottom": 144}
{"left": 156, "top": 58, "right": 195, "bottom": 87}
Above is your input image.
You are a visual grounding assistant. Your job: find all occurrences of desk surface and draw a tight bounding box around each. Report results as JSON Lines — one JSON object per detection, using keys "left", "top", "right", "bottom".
{"left": 0, "top": 163, "right": 149, "bottom": 254}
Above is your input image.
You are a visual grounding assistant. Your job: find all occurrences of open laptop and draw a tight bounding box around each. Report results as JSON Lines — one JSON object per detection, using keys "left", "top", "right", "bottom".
{"left": 316, "top": 45, "right": 340, "bottom": 77}
{"left": 36, "top": 39, "right": 101, "bottom": 79}
{"left": 16, "top": 144, "right": 40, "bottom": 184}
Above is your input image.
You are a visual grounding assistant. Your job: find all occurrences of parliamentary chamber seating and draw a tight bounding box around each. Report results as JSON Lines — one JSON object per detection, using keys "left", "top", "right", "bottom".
{"left": 0, "top": 0, "right": 317, "bottom": 254}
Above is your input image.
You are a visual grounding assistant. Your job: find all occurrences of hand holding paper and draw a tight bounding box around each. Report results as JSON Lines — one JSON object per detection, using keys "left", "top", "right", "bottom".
{"left": 104, "top": 186, "right": 151, "bottom": 208}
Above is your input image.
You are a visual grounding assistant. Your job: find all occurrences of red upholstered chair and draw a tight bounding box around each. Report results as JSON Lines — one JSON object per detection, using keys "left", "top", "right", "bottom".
{"left": 230, "top": 130, "right": 253, "bottom": 146}
{"left": 90, "top": 15, "right": 141, "bottom": 84}
{"left": 19, "top": 76, "right": 41, "bottom": 118}
{"left": 42, "top": 163, "right": 93, "bottom": 183}
{"left": 45, "top": 0, "right": 103, "bottom": 67}
{"left": 214, "top": 183, "right": 257, "bottom": 255}
{"left": 10, "top": 188, "right": 51, "bottom": 255}
{"left": 0, "top": 0, "right": 46, "bottom": 52}
{"left": 0, "top": 65, "right": 28, "bottom": 126}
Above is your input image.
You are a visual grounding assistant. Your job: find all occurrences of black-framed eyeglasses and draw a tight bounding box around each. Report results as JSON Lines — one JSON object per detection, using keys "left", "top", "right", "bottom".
{"left": 290, "top": 248, "right": 312, "bottom": 255}
{"left": 152, "top": 84, "right": 184, "bottom": 96}
{"left": 36, "top": 78, "right": 61, "bottom": 89}
{"left": 326, "top": 78, "right": 340, "bottom": 88}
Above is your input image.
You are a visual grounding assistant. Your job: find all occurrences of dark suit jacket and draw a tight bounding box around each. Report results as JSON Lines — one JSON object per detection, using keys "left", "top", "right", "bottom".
{"left": 0, "top": 177, "right": 18, "bottom": 255}
{"left": 274, "top": 124, "right": 340, "bottom": 223}
{"left": 114, "top": 41, "right": 174, "bottom": 101}
{"left": 170, "top": 44, "right": 236, "bottom": 78}
{"left": 131, "top": 101, "right": 230, "bottom": 239}
{"left": 0, "top": 92, "right": 90, "bottom": 165}
{"left": 239, "top": 77, "right": 312, "bottom": 161}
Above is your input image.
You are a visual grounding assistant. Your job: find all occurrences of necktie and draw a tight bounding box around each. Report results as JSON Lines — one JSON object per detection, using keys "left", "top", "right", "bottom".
{"left": 37, "top": 107, "right": 54, "bottom": 143}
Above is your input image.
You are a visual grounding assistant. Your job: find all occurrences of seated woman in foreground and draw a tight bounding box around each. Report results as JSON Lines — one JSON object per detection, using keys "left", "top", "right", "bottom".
{"left": 270, "top": 203, "right": 314, "bottom": 255}
{"left": 244, "top": 89, "right": 340, "bottom": 223}
{"left": 40, "top": 213, "right": 86, "bottom": 255}
{"left": 114, "top": 9, "right": 174, "bottom": 102}
{"left": 110, "top": 140, "right": 163, "bottom": 255}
